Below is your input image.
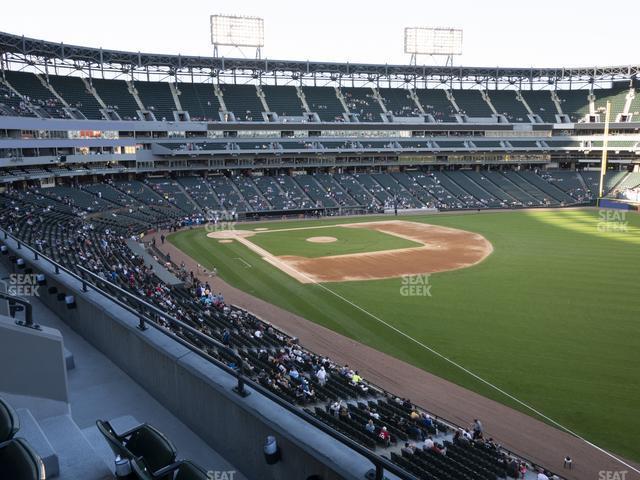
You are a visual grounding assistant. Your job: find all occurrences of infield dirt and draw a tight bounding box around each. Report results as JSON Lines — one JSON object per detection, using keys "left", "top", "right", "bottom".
{"left": 207, "top": 220, "right": 492, "bottom": 283}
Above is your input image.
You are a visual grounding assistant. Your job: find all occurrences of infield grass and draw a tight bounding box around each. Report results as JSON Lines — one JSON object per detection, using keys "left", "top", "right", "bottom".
{"left": 169, "top": 209, "right": 640, "bottom": 462}
{"left": 247, "top": 225, "right": 421, "bottom": 258}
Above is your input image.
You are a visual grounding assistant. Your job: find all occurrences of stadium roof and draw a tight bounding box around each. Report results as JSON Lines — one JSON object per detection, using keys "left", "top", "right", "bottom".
{"left": 1, "top": 31, "right": 638, "bottom": 83}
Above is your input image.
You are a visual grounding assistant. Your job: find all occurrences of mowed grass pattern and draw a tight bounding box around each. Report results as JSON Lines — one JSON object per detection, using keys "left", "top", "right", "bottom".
{"left": 169, "top": 210, "right": 640, "bottom": 461}
{"left": 248, "top": 225, "right": 421, "bottom": 258}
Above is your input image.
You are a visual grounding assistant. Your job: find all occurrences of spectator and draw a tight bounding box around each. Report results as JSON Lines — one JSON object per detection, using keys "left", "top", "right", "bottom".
{"left": 378, "top": 427, "right": 390, "bottom": 447}
{"left": 365, "top": 420, "right": 375, "bottom": 434}
{"left": 472, "top": 418, "right": 483, "bottom": 439}
{"left": 423, "top": 436, "right": 434, "bottom": 450}
{"left": 401, "top": 442, "right": 416, "bottom": 456}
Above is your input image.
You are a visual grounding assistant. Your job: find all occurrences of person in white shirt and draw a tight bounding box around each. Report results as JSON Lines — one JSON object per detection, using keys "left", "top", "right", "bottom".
{"left": 365, "top": 420, "right": 375, "bottom": 434}
{"left": 423, "top": 436, "right": 434, "bottom": 450}
{"left": 537, "top": 472, "right": 549, "bottom": 480}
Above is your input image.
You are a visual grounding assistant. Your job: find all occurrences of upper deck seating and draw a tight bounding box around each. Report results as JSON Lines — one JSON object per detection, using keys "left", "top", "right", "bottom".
{"left": 488, "top": 90, "right": 529, "bottom": 122}
{"left": 302, "top": 86, "right": 345, "bottom": 122}
{"left": 48, "top": 75, "right": 103, "bottom": 119}
{"left": 342, "top": 88, "right": 384, "bottom": 122}
{"left": 262, "top": 85, "right": 304, "bottom": 117}
{"left": 92, "top": 78, "right": 140, "bottom": 120}
{"left": 453, "top": 90, "right": 493, "bottom": 117}
{"left": 176, "top": 82, "right": 221, "bottom": 122}
{"left": 134, "top": 81, "right": 177, "bottom": 121}
{"left": 219, "top": 85, "right": 264, "bottom": 121}
{"left": 4, "top": 70, "right": 66, "bottom": 118}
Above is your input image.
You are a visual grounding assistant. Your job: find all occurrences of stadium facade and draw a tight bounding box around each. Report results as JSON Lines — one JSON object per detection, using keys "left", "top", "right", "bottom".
{"left": 1, "top": 30, "right": 639, "bottom": 480}
{"left": 0, "top": 30, "right": 639, "bottom": 218}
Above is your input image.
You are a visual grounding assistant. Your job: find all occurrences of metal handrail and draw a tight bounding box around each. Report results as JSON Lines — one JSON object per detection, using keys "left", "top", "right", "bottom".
{"left": 75, "top": 265, "right": 249, "bottom": 397}
{"left": 72, "top": 271, "right": 418, "bottom": 480}
{"left": 0, "top": 290, "right": 36, "bottom": 329}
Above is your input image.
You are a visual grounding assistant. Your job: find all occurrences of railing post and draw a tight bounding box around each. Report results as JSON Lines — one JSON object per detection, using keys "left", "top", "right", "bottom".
{"left": 17, "top": 241, "right": 21, "bottom": 250}
{"left": 34, "top": 251, "right": 38, "bottom": 260}
{"left": 82, "top": 281, "right": 88, "bottom": 292}
{"left": 55, "top": 265, "right": 59, "bottom": 274}
{"left": 233, "top": 352, "right": 250, "bottom": 397}
{"left": 137, "top": 315, "right": 147, "bottom": 331}
{"left": 375, "top": 463, "right": 384, "bottom": 480}
{"left": 23, "top": 301, "right": 33, "bottom": 328}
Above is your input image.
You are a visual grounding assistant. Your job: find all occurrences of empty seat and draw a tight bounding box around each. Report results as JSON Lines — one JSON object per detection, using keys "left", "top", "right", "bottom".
{"left": 0, "top": 397, "right": 20, "bottom": 442}
{"left": 97, "top": 420, "right": 177, "bottom": 475}
{"left": 0, "top": 438, "right": 45, "bottom": 480}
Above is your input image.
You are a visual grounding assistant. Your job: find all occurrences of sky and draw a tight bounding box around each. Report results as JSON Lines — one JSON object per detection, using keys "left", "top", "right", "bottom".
{"left": 1, "top": 0, "right": 638, "bottom": 68}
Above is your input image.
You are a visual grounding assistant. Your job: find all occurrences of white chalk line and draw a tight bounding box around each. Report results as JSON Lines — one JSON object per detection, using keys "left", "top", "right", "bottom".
{"left": 257, "top": 251, "right": 639, "bottom": 475}
{"left": 234, "top": 257, "right": 252, "bottom": 268}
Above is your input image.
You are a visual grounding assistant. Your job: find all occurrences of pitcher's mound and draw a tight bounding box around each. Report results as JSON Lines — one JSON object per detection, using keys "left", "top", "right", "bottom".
{"left": 306, "top": 236, "right": 338, "bottom": 243}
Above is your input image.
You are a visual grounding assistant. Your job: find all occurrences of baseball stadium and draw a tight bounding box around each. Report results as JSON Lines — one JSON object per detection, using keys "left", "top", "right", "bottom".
{"left": 0, "top": 6, "right": 638, "bottom": 480}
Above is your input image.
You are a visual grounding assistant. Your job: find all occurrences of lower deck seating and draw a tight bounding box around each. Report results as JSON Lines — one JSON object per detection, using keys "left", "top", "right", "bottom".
{"left": 0, "top": 182, "right": 575, "bottom": 480}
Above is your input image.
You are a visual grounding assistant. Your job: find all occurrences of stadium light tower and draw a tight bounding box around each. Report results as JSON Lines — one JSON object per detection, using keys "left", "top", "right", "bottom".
{"left": 210, "top": 14, "right": 264, "bottom": 59}
{"left": 404, "top": 27, "right": 463, "bottom": 66}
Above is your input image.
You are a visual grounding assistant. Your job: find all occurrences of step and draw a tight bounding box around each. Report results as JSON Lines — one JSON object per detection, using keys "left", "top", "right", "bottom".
{"left": 38, "top": 413, "right": 113, "bottom": 480}
{"left": 16, "top": 408, "right": 60, "bottom": 478}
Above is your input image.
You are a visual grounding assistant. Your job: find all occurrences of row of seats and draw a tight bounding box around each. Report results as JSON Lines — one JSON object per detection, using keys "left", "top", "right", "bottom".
{"left": 97, "top": 419, "right": 207, "bottom": 480}
{"left": 0, "top": 397, "right": 44, "bottom": 480}
{"left": 2, "top": 70, "right": 635, "bottom": 122}
{"left": 4, "top": 167, "right": 634, "bottom": 236}
{"left": 0, "top": 394, "right": 206, "bottom": 479}
{"left": 6, "top": 168, "right": 623, "bottom": 230}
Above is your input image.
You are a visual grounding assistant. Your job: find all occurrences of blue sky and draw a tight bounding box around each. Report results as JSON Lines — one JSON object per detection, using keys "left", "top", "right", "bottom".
{"left": 1, "top": 0, "right": 638, "bottom": 67}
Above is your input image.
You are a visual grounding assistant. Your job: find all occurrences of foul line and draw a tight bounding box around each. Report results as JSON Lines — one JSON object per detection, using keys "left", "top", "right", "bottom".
{"left": 260, "top": 253, "right": 639, "bottom": 474}
{"left": 234, "top": 257, "right": 252, "bottom": 268}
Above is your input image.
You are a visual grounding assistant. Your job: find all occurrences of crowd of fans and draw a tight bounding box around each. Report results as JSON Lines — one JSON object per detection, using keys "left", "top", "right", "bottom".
{"left": 0, "top": 183, "right": 564, "bottom": 479}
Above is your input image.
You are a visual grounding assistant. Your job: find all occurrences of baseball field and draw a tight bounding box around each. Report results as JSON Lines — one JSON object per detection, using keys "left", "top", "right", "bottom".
{"left": 169, "top": 208, "right": 640, "bottom": 463}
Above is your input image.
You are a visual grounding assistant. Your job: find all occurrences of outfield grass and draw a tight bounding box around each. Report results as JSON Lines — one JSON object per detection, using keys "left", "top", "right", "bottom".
{"left": 169, "top": 209, "right": 640, "bottom": 461}
{"left": 248, "top": 225, "right": 421, "bottom": 258}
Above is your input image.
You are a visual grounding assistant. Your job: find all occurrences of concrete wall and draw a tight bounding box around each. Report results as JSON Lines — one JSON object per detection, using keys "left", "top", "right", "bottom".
{"left": 0, "top": 315, "right": 68, "bottom": 403}
{"left": 0, "top": 238, "right": 391, "bottom": 480}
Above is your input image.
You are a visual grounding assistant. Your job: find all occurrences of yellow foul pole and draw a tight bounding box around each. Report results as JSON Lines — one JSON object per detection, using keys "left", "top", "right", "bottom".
{"left": 597, "top": 100, "right": 611, "bottom": 200}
